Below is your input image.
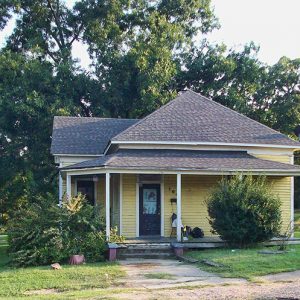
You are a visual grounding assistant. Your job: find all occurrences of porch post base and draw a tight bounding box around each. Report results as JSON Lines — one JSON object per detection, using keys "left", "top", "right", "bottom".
{"left": 171, "top": 243, "right": 184, "bottom": 257}
{"left": 108, "top": 243, "right": 118, "bottom": 261}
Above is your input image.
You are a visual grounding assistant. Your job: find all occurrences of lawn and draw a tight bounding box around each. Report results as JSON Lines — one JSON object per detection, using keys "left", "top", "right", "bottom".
{"left": 295, "top": 209, "right": 300, "bottom": 238}
{"left": 0, "top": 235, "right": 125, "bottom": 299}
{"left": 186, "top": 245, "right": 300, "bottom": 280}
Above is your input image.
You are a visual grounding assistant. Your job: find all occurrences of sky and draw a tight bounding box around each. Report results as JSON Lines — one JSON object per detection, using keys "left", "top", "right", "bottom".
{"left": 0, "top": 0, "right": 299, "bottom": 69}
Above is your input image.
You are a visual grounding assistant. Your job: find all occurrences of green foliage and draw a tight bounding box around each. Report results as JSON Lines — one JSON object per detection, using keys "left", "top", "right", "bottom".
{"left": 178, "top": 42, "right": 300, "bottom": 136}
{"left": 7, "top": 194, "right": 106, "bottom": 267}
{"left": 0, "top": 0, "right": 299, "bottom": 231}
{"left": 207, "top": 175, "right": 282, "bottom": 247}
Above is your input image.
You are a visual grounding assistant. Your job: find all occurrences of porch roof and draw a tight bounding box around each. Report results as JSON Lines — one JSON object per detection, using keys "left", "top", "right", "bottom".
{"left": 61, "top": 149, "right": 300, "bottom": 175}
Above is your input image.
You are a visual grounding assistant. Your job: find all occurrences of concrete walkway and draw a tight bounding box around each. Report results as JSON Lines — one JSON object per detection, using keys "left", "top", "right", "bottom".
{"left": 116, "top": 259, "right": 300, "bottom": 300}
{"left": 119, "top": 259, "right": 246, "bottom": 289}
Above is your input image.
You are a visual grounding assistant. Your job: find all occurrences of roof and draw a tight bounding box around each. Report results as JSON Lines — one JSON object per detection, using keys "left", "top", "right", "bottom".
{"left": 112, "top": 90, "right": 300, "bottom": 147}
{"left": 51, "top": 117, "right": 137, "bottom": 155}
{"left": 62, "top": 149, "right": 300, "bottom": 174}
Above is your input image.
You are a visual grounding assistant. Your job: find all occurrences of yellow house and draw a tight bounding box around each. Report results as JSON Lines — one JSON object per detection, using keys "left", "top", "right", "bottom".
{"left": 51, "top": 90, "right": 300, "bottom": 242}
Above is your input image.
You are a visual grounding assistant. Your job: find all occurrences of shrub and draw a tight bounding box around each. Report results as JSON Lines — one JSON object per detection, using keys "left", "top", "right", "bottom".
{"left": 7, "top": 194, "right": 66, "bottom": 266}
{"left": 7, "top": 193, "right": 106, "bottom": 267}
{"left": 207, "top": 174, "right": 282, "bottom": 247}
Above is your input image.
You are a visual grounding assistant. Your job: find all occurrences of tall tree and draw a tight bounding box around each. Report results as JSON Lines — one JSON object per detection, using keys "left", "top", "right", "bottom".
{"left": 76, "top": 0, "right": 218, "bottom": 117}
{"left": 177, "top": 42, "right": 300, "bottom": 135}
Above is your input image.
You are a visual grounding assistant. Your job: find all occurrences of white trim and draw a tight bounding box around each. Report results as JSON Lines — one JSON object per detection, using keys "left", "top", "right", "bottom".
{"left": 94, "top": 180, "right": 97, "bottom": 206}
{"left": 176, "top": 173, "right": 182, "bottom": 242}
{"left": 119, "top": 174, "right": 123, "bottom": 235}
{"left": 161, "top": 175, "right": 165, "bottom": 237}
{"left": 63, "top": 167, "right": 300, "bottom": 177}
{"left": 66, "top": 174, "right": 71, "bottom": 199}
{"left": 53, "top": 154, "right": 103, "bottom": 157}
{"left": 118, "top": 144, "right": 295, "bottom": 155}
{"left": 136, "top": 181, "right": 139, "bottom": 237}
{"left": 112, "top": 140, "right": 300, "bottom": 150}
{"left": 58, "top": 170, "right": 63, "bottom": 207}
{"left": 105, "top": 173, "right": 110, "bottom": 241}
{"left": 290, "top": 156, "right": 295, "bottom": 237}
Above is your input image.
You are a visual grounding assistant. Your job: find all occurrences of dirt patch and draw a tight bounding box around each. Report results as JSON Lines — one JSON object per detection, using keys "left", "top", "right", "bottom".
{"left": 116, "top": 259, "right": 300, "bottom": 299}
{"left": 24, "top": 288, "right": 62, "bottom": 295}
{"left": 114, "top": 280, "right": 300, "bottom": 299}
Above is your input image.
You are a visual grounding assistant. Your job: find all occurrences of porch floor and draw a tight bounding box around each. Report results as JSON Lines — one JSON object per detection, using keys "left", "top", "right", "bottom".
{"left": 119, "top": 236, "right": 300, "bottom": 249}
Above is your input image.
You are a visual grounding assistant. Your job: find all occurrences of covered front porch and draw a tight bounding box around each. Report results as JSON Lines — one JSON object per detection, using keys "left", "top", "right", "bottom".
{"left": 60, "top": 170, "right": 293, "bottom": 243}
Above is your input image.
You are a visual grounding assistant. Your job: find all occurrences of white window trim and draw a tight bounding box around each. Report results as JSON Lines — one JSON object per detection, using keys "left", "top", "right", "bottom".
{"left": 119, "top": 174, "right": 123, "bottom": 235}
{"left": 136, "top": 181, "right": 139, "bottom": 237}
{"left": 290, "top": 156, "right": 295, "bottom": 237}
{"left": 161, "top": 175, "right": 165, "bottom": 237}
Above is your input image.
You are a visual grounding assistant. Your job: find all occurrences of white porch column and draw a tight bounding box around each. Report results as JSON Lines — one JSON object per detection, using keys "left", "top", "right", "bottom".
{"left": 66, "top": 174, "right": 71, "bottom": 200}
{"left": 176, "top": 173, "right": 182, "bottom": 242}
{"left": 106, "top": 173, "right": 111, "bottom": 241}
{"left": 58, "top": 171, "right": 63, "bottom": 207}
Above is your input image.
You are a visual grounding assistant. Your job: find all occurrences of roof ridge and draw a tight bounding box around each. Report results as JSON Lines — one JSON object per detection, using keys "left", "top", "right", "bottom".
{"left": 112, "top": 93, "right": 185, "bottom": 140}
{"left": 54, "top": 116, "right": 137, "bottom": 121}
{"left": 188, "top": 89, "right": 297, "bottom": 144}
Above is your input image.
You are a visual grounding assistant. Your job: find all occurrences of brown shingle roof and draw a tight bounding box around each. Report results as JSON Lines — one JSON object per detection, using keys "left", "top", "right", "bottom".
{"left": 50, "top": 117, "right": 137, "bottom": 155}
{"left": 62, "top": 149, "right": 300, "bottom": 174}
{"left": 112, "top": 90, "right": 299, "bottom": 147}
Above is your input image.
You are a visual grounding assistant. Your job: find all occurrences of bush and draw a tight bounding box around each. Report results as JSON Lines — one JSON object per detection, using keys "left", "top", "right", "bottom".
{"left": 207, "top": 174, "right": 282, "bottom": 247}
{"left": 7, "top": 193, "right": 107, "bottom": 267}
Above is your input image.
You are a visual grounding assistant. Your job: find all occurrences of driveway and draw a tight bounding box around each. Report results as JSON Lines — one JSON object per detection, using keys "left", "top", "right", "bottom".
{"left": 116, "top": 259, "right": 300, "bottom": 300}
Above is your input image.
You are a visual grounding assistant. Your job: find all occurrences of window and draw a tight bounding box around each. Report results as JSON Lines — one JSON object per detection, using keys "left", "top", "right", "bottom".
{"left": 77, "top": 180, "right": 95, "bottom": 206}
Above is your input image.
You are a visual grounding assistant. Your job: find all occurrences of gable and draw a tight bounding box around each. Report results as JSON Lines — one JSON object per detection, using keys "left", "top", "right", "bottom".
{"left": 112, "top": 90, "right": 299, "bottom": 147}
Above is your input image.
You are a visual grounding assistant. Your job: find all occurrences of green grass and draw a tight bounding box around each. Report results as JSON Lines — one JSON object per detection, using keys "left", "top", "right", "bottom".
{"left": 0, "top": 235, "right": 125, "bottom": 299}
{"left": 187, "top": 245, "right": 300, "bottom": 280}
{"left": 144, "top": 272, "right": 175, "bottom": 280}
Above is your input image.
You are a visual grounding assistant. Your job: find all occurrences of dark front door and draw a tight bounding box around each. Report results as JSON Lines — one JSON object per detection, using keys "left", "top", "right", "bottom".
{"left": 77, "top": 180, "right": 95, "bottom": 206}
{"left": 139, "top": 184, "right": 161, "bottom": 236}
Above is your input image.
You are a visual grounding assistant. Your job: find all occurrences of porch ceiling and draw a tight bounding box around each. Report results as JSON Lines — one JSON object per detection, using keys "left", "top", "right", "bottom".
{"left": 61, "top": 149, "right": 300, "bottom": 175}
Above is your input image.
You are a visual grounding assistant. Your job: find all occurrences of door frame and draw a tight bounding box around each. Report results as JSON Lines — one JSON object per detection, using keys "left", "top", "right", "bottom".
{"left": 135, "top": 176, "right": 164, "bottom": 237}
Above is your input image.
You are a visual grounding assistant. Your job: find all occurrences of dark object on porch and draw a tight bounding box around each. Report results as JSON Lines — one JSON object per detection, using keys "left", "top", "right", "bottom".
{"left": 191, "top": 227, "right": 204, "bottom": 238}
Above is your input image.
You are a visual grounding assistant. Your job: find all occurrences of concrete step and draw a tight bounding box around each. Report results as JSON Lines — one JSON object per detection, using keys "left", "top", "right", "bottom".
{"left": 118, "top": 248, "right": 172, "bottom": 255}
{"left": 118, "top": 252, "right": 175, "bottom": 260}
{"left": 122, "top": 243, "right": 171, "bottom": 249}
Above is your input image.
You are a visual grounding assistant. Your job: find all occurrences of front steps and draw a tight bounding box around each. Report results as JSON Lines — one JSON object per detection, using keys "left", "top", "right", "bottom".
{"left": 117, "top": 243, "right": 175, "bottom": 260}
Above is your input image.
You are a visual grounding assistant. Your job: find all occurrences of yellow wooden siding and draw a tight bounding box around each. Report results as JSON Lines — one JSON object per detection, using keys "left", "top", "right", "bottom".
{"left": 268, "top": 176, "right": 291, "bottom": 232}
{"left": 163, "top": 175, "right": 220, "bottom": 237}
{"left": 62, "top": 173, "right": 291, "bottom": 238}
{"left": 121, "top": 174, "right": 137, "bottom": 237}
{"left": 97, "top": 176, "right": 106, "bottom": 207}
{"left": 253, "top": 154, "right": 291, "bottom": 164}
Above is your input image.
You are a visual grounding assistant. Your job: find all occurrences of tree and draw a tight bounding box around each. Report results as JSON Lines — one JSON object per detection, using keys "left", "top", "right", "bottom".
{"left": 76, "top": 0, "right": 219, "bottom": 117}
{"left": 177, "top": 42, "right": 300, "bottom": 136}
{"left": 0, "top": 51, "right": 97, "bottom": 225}
{"left": 0, "top": 1, "right": 219, "bottom": 224}
{"left": 207, "top": 175, "right": 282, "bottom": 247}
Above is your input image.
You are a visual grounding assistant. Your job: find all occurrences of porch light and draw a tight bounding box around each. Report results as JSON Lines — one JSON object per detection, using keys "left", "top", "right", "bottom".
{"left": 170, "top": 198, "right": 177, "bottom": 204}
